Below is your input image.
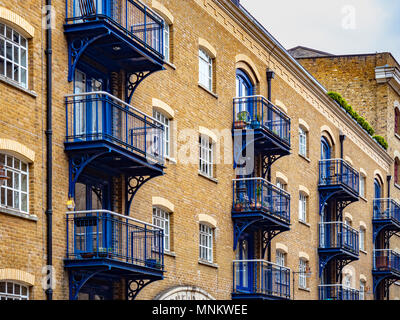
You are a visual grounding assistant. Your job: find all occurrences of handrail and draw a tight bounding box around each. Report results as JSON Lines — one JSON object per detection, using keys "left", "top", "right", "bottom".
{"left": 65, "top": 91, "right": 164, "bottom": 127}
{"left": 319, "top": 221, "right": 359, "bottom": 234}
{"left": 232, "top": 177, "right": 290, "bottom": 197}
{"left": 232, "top": 259, "right": 291, "bottom": 271}
{"left": 66, "top": 209, "right": 162, "bottom": 230}
{"left": 233, "top": 95, "right": 289, "bottom": 120}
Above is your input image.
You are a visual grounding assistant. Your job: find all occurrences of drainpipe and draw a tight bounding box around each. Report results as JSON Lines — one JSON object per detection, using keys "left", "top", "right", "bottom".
{"left": 266, "top": 69, "right": 275, "bottom": 263}
{"left": 266, "top": 69, "right": 275, "bottom": 184}
{"left": 387, "top": 175, "right": 392, "bottom": 198}
{"left": 339, "top": 133, "right": 346, "bottom": 159}
{"left": 45, "top": 1, "right": 53, "bottom": 300}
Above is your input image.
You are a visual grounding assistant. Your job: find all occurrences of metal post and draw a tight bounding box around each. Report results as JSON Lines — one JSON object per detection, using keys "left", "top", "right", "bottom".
{"left": 387, "top": 175, "right": 392, "bottom": 198}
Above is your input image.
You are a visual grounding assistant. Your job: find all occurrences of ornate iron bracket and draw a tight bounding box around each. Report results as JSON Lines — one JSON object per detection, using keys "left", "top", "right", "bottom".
{"left": 67, "top": 33, "right": 110, "bottom": 82}
{"left": 262, "top": 229, "right": 285, "bottom": 257}
{"left": 319, "top": 253, "right": 351, "bottom": 278}
{"left": 373, "top": 275, "right": 399, "bottom": 299}
{"left": 319, "top": 190, "right": 340, "bottom": 216}
{"left": 126, "top": 278, "right": 155, "bottom": 300}
{"left": 68, "top": 151, "right": 110, "bottom": 198}
{"left": 69, "top": 269, "right": 107, "bottom": 300}
{"left": 125, "top": 71, "right": 154, "bottom": 104}
{"left": 233, "top": 218, "right": 264, "bottom": 251}
{"left": 262, "top": 155, "right": 283, "bottom": 180}
{"left": 125, "top": 175, "right": 155, "bottom": 215}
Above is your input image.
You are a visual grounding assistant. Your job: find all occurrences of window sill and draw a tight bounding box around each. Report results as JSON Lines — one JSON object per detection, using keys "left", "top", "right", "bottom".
{"left": 198, "top": 83, "right": 218, "bottom": 99}
{"left": 299, "top": 220, "right": 311, "bottom": 228}
{"left": 198, "top": 260, "right": 219, "bottom": 269}
{"left": 298, "top": 154, "right": 311, "bottom": 163}
{"left": 165, "top": 251, "right": 176, "bottom": 258}
{"left": 165, "top": 156, "right": 177, "bottom": 164}
{"left": 298, "top": 287, "right": 311, "bottom": 293}
{"left": 164, "top": 61, "right": 177, "bottom": 70}
{"left": 0, "top": 207, "right": 38, "bottom": 222}
{"left": 0, "top": 75, "right": 37, "bottom": 98}
{"left": 198, "top": 171, "right": 218, "bottom": 184}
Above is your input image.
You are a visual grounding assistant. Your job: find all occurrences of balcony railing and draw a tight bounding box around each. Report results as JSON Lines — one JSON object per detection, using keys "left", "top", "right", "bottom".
{"left": 65, "top": 91, "right": 164, "bottom": 165}
{"left": 373, "top": 249, "right": 400, "bottom": 274}
{"left": 319, "top": 285, "right": 359, "bottom": 300}
{"left": 65, "top": 0, "right": 164, "bottom": 57}
{"left": 66, "top": 210, "right": 164, "bottom": 270}
{"left": 319, "top": 222, "right": 359, "bottom": 255}
{"left": 233, "top": 95, "right": 291, "bottom": 145}
{"left": 233, "top": 178, "right": 290, "bottom": 225}
{"left": 373, "top": 199, "right": 400, "bottom": 224}
{"left": 318, "top": 159, "right": 359, "bottom": 195}
{"left": 233, "top": 260, "right": 290, "bottom": 300}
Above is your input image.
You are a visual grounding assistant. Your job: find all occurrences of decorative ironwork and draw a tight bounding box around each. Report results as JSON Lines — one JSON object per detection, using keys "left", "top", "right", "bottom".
{"left": 125, "top": 175, "right": 155, "bottom": 215}
{"left": 69, "top": 269, "right": 106, "bottom": 300}
{"left": 262, "top": 229, "right": 285, "bottom": 257}
{"left": 126, "top": 71, "right": 154, "bottom": 104}
{"left": 262, "top": 155, "right": 282, "bottom": 180}
{"left": 126, "top": 279, "right": 155, "bottom": 300}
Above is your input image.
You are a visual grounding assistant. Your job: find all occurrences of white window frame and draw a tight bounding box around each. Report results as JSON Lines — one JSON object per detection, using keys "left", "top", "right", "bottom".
{"left": 164, "top": 23, "right": 170, "bottom": 62}
{"left": 153, "top": 110, "right": 171, "bottom": 157}
{"left": 0, "top": 281, "right": 29, "bottom": 300}
{"left": 199, "top": 223, "right": 213, "bottom": 263}
{"left": 0, "top": 153, "right": 29, "bottom": 213}
{"left": 299, "top": 192, "right": 307, "bottom": 223}
{"left": 299, "top": 259, "right": 308, "bottom": 289}
{"left": 152, "top": 207, "right": 170, "bottom": 252}
{"left": 360, "top": 280, "right": 365, "bottom": 300}
{"left": 0, "top": 23, "right": 28, "bottom": 88}
{"left": 360, "top": 175, "right": 366, "bottom": 198}
{"left": 199, "top": 48, "right": 212, "bottom": 91}
{"left": 276, "top": 250, "right": 286, "bottom": 267}
{"left": 360, "top": 227, "right": 365, "bottom": 251}
{"left": 199, "top": 135, "right": 214, "bottom": 178}
{"left": 299, "top": 127, "right": 307, "bottom": 157}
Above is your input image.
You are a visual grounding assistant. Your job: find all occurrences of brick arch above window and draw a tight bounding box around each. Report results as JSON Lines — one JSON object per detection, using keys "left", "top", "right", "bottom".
{"left": 0, "top": 7, "right": 34, "bottom": 38}
{"left": 320, "top": 125, "right": 336, "bottom": 147}
{"left": 199, "top": 126, "right": 218, "bottom": 144}
{"left": 299, "top": 251, "right": 310, "bottom": 262}
{"left": 199, "top": 38, "right": 217, "bottom": 59}
{"left": 0, "top": 138, "right": 35, "bottom": 163}
{"left": 152, "top": 98, "right": 174, "bottom": 119}
{"left": 0, "top": 268, "right": 35, "bottom": 286}
{"left": 235, "top": 54, "right": 261, "bottom": 85}
{"left": 151, "top": 0, "right": 174, "bottom": 25}
{"left": 276, "top": 242, "right": 288, "bottom": 254}
{"left": 198, "top": 213, "right": 217, "bottom": 228}
{"left": 298, "top": 118, "right": 310, "bottom": 132}
{"left": 152, "top": 196, "right": 174, "bottom": 213}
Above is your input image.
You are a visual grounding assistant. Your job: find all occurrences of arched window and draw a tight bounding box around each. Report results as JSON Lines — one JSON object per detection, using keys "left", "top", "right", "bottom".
{"left": 0, "top": 23, "right": 28, "bottom": 88}
{"left": 0, "top": 153, "right": 29, "bottom": 213}
{"left": 395, "top": 108, "right": 400, "bottom": 135}
{"left": 0, "top": 281, "right": 29, "bottom": 300}
{"left": 199, "top": 48, "right": 213, "bottom": 91}
{"left": 321, "top": 136, "right": 331, "bottom": 160}
{"left": 395, "top": 158, "right": 400, "bottom": 185}
{"left": 236, "top": 69, "right": 253, "bottom": 98}
{"left": 374, "top": 178, "right": 382, "bottom": 199}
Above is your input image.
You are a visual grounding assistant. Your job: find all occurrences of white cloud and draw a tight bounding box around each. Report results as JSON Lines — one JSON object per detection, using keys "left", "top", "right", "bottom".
{"left": 240, "top": 0, "right": 400, "bottom": 61}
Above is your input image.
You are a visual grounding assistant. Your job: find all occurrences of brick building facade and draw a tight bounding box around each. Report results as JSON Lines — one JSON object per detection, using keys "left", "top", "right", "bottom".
{"left": 0, "top": 0, "right": 397, "bottom": 300}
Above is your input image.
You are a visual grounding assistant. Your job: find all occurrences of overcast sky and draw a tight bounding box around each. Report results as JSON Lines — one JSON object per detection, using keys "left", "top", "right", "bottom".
{"left": 240, "top": 0, "right": 400, "bottom": 62}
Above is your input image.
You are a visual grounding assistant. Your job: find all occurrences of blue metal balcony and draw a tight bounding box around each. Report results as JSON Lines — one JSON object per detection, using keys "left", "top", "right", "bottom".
{"left": 319, "top": 222, "right": 359, "bottom": 258}
{"left": 64, "top": 91, "right": 165, "bottom": 178}
{"left": 232, "top": 260, "right": 290, "bottom": 300}
{"left": 373, "top": 199, "right": 400, "bottom": 243}
{"left": 65, "top": 209, "right": 164, "bottom": 299}
{"left": 319, "top": 285, "right": 359, "bottom": 300}
{"left": 232, "top": 96, "right": 291, "bottom": 158}
{"left": 232, "top": 178, "right": 290, "bottom": 226}
{"left": 373, "top": 250, "right": 400, "bottom": 276}
{"left": 64, "top": 0, "right": 165, "bottom": 81}
{"left": 318, "top": 159, "right": 360, "bottom": 202}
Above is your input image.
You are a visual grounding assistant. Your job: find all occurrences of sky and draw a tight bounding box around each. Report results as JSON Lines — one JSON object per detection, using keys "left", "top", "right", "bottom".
{"left": 240, "top": 0, "right": 400, "bottom": 62}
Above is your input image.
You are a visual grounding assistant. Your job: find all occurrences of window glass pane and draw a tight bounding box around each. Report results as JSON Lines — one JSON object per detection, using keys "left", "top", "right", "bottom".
{"left": 6, "top": 60, "right": 12, "bottom": 78}
{"left": 6, "top": 42, "right": 12, "bottom": 59}
{"left": 0, "top": 58, "right": 4, "bottom": 76}
{"left": 21, "top": 194, "right": 27, "bottom": 212}
{"left": 5, "top": 27, "right": 11, "bottom": 40}
{"left": 0, "top": 24, "right": 4, "bottom": 36}
{"left": 0, "top": 39, "right": 4, "bottom": 57}
{"left": 20, "top": 49, "right": 26, "bottom": 67}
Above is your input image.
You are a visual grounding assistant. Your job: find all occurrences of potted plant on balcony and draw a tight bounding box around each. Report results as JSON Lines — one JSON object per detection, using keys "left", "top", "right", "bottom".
{"left": 145, "top": 258, "right": 162, "bottom": 269}
{"left": 80, "top": 251, "right": 95, "bottom": 259}
{"left": 256, "top": 185, "right": 262, "bottom": 210}
{"left": 97, "top": 247, "right": 113, "bottom": 258}
{"left": 250, "top": 114, "right": 261, "bottom": 129}
{"left": 234, "top": 200, "right": 244, "bottom": 212}
{"left": 234, "top": 111, "right": 249, "bottom": 129}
